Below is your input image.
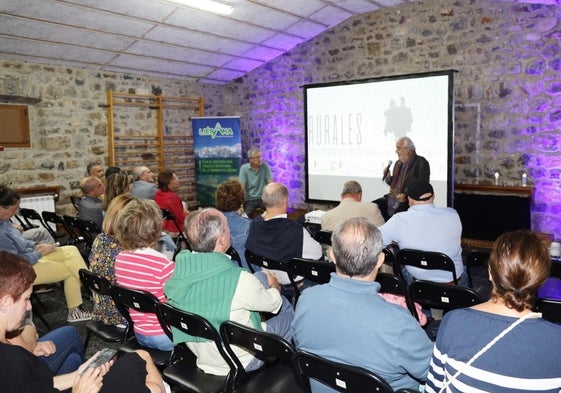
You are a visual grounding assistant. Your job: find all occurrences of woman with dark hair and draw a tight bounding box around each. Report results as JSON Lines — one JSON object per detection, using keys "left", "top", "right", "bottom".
{"left": 0, "top": 251, "right": 166, "bottom": 393}
{"left": 426, "top": 230, "right": 561, "bottom": 393}
{"left": 154, "top": 170, "right": 187, "bottom": 234}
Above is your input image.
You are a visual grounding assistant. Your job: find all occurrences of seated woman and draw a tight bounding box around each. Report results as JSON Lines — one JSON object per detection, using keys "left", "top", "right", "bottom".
{"left": 114, "top": 197, "right": 175, "bottom": 351}
{"left": 426, "top": 230, "right": 561, "bottom": 393}
{"left": 0, "top": 185, "right": 91, "bottom": 323}
{"left": 154, "top": 170, "right": 188, "bottom": 236}
{"left": 89, "top": 194, "right": 134, "bottom": 326}
{"left": 0, "top": 251, "right": 166, "bottom": 393}
{"left": 215, "top": 178, "right": 254, "bottom": 271}
{"left": 102, "top": 172, "right": 132, "bottom": 212}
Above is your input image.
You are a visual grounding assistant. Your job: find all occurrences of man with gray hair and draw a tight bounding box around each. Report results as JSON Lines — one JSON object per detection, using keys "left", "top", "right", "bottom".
{"left": 238, "top": 147, "right": 273, "bottom": 216}
{"left": 374, "top": 136, "right": 430, "bottom": 221}
{"left": 165, "top": 208, "right": 294, "bottom": 376}
{"left": 131, "top": 165, "right": 157, "bottom": 200}
{"left": 321, "top": 180, "right": 385, "bottom": 231}
{"left": 77, "top": 176, "right": 105, "bottom": 228}
{"left": 292, "top": 217, "right": 432, "bottom": 392}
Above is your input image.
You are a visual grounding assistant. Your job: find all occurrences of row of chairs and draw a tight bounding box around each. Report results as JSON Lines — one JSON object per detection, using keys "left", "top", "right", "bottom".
{"left": 79, "top": 269, "right": 420, "bottom": 393}
{"left": 16, "top": 207, "right": 101, "bottom": 260}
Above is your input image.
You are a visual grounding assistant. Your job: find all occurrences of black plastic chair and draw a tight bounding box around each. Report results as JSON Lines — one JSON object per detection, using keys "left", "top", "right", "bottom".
{"left": 160, "top": 208, "right": 189, "bottom": 250}
{"left": 245, "top": 249, "right": 299, "bottom": 302}
{"left": 78, "top": 269, "right": 130, "bottom": 351}
{"left": 293, "top": 350, "right": 401, "bottom": 393}
{"left": 313, "top": 230, "right": 332, "bottom": 246}
{"left": 158, "top": 302, "right": 237, "bottom": 393}
{"left": 220, "top": 320, "right": 305, "bottom": 393}
{"left": 17, "top": 207, "right": 45, "bottom": 231}
{"left": 111, "top": 284, "right": 172, "bottom": 367}
{"left": 41, "top": 211, "right": 72, "bottom": 245}
{"left": 226, "top": 246, "right": 243, "bottom": 268}
{"left": 396, "top": 249, "right": 459, "bottom": 285}
{"left": 535, "top": 298, "right": 561, "bottom": 324}
{"left": 70, "top": 195, "right": 81, "bottom": 212}
{"left": 376, "top": 272, "right": 419, "bottom": 321}
{"left": 288, "top": 257, "right": 334, "bottom": 304}
{"left": 408, "top": 280, "right": 483, "bottom": 340}
{"left": 68, "top": 216, "right": 101, "bottom": 260}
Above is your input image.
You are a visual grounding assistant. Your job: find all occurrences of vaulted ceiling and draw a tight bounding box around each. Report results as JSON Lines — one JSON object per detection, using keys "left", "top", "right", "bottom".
{"left": 0, "top": 0, "right": 557, "bottom": 84}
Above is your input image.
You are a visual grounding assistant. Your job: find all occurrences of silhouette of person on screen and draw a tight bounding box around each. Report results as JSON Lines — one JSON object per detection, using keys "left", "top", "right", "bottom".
{"left": 383, "top": 97, "right": 413, "bottom": 140}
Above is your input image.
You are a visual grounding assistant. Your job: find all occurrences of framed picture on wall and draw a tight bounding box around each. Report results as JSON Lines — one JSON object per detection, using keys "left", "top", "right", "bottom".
{"left": 0, "top": 104, "right": 30, "bottom": 148}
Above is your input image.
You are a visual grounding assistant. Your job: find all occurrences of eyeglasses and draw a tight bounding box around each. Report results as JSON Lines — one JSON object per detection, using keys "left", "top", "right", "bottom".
{"left": 250, "top": 155, "right": 262, "bottom": 159}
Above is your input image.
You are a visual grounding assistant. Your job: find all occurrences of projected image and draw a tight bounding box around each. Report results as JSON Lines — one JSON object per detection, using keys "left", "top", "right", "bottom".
{"left": 304, "top": 71, "right": 453, "bottom": 207}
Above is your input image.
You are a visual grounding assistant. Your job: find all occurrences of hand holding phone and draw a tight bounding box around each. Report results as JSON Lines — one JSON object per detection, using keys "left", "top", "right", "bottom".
{"left": 80, "top": 348, "right": 117, "bottom": 375}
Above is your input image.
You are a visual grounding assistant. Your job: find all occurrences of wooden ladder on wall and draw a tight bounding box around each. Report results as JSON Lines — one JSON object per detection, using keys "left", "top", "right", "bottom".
{"left": 106, "top": 90, "right": 204, "bottom": 208}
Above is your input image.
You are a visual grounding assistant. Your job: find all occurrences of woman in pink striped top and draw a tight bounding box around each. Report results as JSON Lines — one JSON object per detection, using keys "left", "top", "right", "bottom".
{"left": 114, "top": 197, "right": 175, "bottom": 351}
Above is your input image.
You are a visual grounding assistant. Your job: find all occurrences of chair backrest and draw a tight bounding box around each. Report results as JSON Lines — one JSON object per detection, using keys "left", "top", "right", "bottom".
{"left": 313, "top": 230, "right": 332, "bottom": 246}
{"left": 396, "top": 249, "right": 458, "bottom": 284}
{"left": 41, "top": 210, "right": 72, "bottom": 242}
{"left": 17, "top": 207, "right": 44, "bottom": 231}
{"left": 408, "top": 280, "right": 483, "bottom": 312}
{"left": 226, "top": 246, "right": 243, "bottom": 268}
{"left": 79, "top": 268, "right": 113, "bottom": 297}
{"left": 290, "top": 258, "right": 335, "bottom": 285}
{"left": 293, "top": 350, "right": 395, "bottom": 393}
{"left": 70, "top": 195, "right": 81, "bottom": 212}
{"left": 245, "top": 249, "right": 292, "bottom": 274}
{"left": 535, "top": 298, "right": 561, "bottom": 324}
{"left": 375, "top": 272, "right": 407, "bottom": 297}
{"left": 112, "top": 284, "right": 161, "bottom": 329}
{"left": 220, "top": 320, "right": 296, "bottom": 366}
{"left": 160, "top": 208, "right": 189, "bottom": 250}
{"left": 158, "top": 302, "right": 237, "bottom": 387}
{"left": 72, "top": 216, "right": 101, "bottom": 242}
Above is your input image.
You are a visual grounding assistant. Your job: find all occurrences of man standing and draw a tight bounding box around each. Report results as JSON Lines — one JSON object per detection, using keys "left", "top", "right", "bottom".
{"left": 375, "top": 137, "right": 430, "bottom": 221}
{"left": 321, "top": 180, "right": 384, "bottom": 231}
{"left": 238, "top": 147, "right": 273, "bottom": 216}
{"left": 165, "top": 208, "right": 293, "bottom": 375}
{"left": 131, "top": 166, "right": 157, "bottom": 200}
{"left": 379, "top": 180, "right": 464, "bottom": 285}
{"left": 78, "top": 176, "right": 105, "bottom": 228}
{"left": 245, "top": 183, "right": 322, "bottom": 289}
{"left": 292, "top": 217, "right": 432, "bottom": 392}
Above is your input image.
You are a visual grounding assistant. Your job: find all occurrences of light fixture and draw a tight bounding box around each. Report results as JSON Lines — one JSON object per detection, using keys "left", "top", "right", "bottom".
{"left": 161, "top": 0, "right": 233, "bottom": 15}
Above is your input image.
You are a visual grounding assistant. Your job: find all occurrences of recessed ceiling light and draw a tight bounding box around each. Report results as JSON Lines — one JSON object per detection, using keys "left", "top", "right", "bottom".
{"left": 160, "top": 0, "right": 233, "bottom": 15}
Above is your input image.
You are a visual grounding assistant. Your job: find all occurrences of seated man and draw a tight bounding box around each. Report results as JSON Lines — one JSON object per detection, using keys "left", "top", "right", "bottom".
{"left": 379, "top": 180, "right": 465, "bottom": 285}
{"left": 131, "top": 166, "right": 157, "bottom": 200}
{"left": 86, "top": 162, "right": 105, "bottom": 180}
{"left": 321, "top": 180, "right": 385, "bottom": 231}
{"left": 292, "top": 217, "right": 433, "bottom": 392}
{"left": 0, "top": 185, "right": 91, "bottom": 322}
{"left": 245, "top": 183, "right": 322, "bottom": 289}
{"left": 78, "top": 176, "right": 105, "bottom": 228}
{"left": 165, "top": 208, "right": 293, "bottom": 375}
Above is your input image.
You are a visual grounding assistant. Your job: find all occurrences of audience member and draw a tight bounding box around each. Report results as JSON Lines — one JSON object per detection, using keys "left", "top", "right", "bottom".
{"left": 154, "top": 170, "right": 187, "bottom": 234}
{"left": 292, "top": 217, "right": 433, "bottom": 392}
{"left": 87, "top": 162, "right": 105, "bottom": 180}
{"left": 114, "top": 197, "right": 174, "bottom": 351}
{"left": 426, "top": 231, "right": 561, "bottom": 392}
{"left": 89, "top": 194, "right": 134, "bottom": 326}
{"left": 0, "top": 251, "right": 166, "bottom": 393}
{"left": 131, "top": 166, "right": 157, "bottom": 200}
{"left": 102, "top": 172, "right": 131, "bottom": 211}
{"left": 374, "top": 137, "right": 430, "bottom": 220}
{"left": 379, "top": 180, "right": 465, "bottom": 285}
{"left": 238, "top": 147, "right": 273, "bottom": 216}
{"left": 215, "top": 178, "right": 253, "bottom": 270}
{"left": 0, "top": 185, "right": 91, "bottom": 323}
{"left": 321, "top": 180, "right": 385, "bottom": 231}
{"left": 104, "top": 166, "right": 121, "bottom": 179}
{"left": 245, "top": 183, "right": 322, "bottom": 293}
{"left": 78, "top": 176, "right": 105, "bottom": 228}
{"left": 165, "top": 208, "right": 293, "bottom": 375}
{"left": 7, "top": 311, "right": 84, "bottom": 375}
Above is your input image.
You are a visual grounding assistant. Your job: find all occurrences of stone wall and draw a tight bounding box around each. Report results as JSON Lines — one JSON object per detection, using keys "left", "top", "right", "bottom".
{"left": 223, "top": 0, "right": 561, "bottom": 237}
{"left": 0, "top": 62, "right": 223, "bottom": 213}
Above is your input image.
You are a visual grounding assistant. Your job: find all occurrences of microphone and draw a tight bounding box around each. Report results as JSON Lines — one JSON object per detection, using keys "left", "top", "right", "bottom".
{"left": 382, "top": 160, "right": 392, "bottom": 183}
{"left": 385, "top": 160, "right": 393, "bottom": 171}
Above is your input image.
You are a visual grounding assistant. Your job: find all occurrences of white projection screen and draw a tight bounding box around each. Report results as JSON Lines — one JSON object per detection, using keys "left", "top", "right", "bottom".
{"left": 304, "top": 70, "right": 454, "bottom": 207}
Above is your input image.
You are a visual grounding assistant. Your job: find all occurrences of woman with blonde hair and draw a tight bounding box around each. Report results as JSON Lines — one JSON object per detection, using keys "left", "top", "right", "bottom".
{"left": 89, "top": 194, "right": 134, "bottom": 326}
{"left": 426, "top": 230, "right": 561, "bottom": 392}
{"left": 102, "top": 172, "right": 132, "bottom": 211}
{"left": 114, "top": 198, "right": 175, "bottom": 351}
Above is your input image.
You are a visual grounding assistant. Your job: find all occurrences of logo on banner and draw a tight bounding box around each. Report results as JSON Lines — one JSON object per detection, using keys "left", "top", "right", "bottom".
{"left": 198, "top": 122, "right": 234, "bottom": 139}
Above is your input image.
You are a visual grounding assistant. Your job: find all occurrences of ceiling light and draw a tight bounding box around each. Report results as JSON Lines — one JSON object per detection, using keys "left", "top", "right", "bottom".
{"left": 161, "top": 0, "right": 233, "bottom": 15}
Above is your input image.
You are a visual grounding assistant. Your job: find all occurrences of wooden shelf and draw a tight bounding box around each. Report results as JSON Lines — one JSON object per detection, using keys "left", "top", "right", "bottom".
{"left": 454, "top": 182, "right": 533, "bottom": 197}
